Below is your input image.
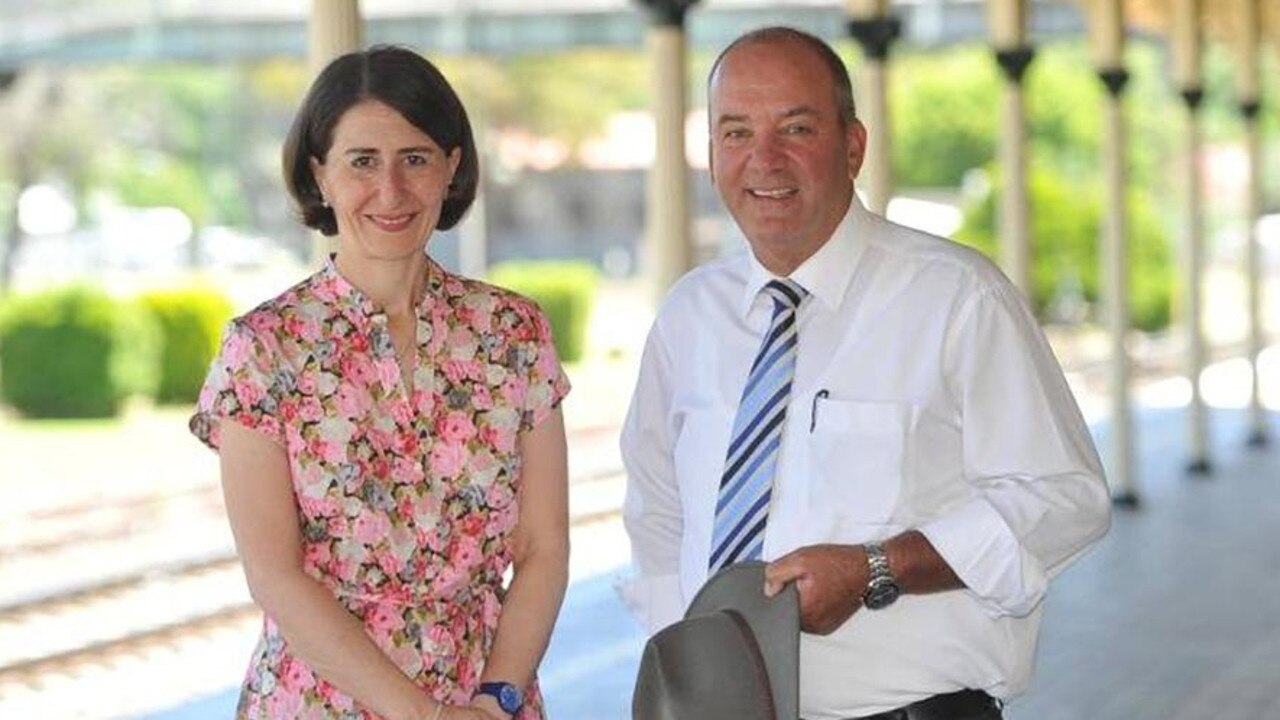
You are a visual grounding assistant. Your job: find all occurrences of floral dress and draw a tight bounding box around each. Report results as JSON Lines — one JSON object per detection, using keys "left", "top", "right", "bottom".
{"left": 191, "top": 257, "right": 569, "bottom": 719}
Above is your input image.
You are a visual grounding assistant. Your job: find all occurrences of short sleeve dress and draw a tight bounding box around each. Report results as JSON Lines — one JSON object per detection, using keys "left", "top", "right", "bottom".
{"left": 190, "top": 257, "right": 570, "bottom": 719}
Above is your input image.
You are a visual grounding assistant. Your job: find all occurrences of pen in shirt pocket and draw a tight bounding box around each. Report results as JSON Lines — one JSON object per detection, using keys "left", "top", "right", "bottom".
{"left": 809, "top": 389, "right": 830, "bottom": 432}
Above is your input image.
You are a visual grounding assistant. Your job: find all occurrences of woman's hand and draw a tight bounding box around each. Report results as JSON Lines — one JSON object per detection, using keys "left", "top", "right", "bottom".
{"left": 440, "top": 705, "right": 504, "bottom": 720}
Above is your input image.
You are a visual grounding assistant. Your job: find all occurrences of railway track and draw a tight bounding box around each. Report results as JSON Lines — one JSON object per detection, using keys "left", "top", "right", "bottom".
{"left": 0, "top": 475, "right": 254, "bottom": 715}
{"left": 0, "top": 534, "right": 258, "bottom": 720}
{"left": 0, "top": 468, "right": 626, "bottom": 693}
{"left": 0, "top": 552, "right": 252, "bottom": 682}
{"left": 0, "top": 483, "right": 225, "bottom": 560}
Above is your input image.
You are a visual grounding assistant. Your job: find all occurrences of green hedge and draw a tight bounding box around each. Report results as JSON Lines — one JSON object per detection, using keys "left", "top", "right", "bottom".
{"left": 488, "top": 261, "right": 599, "bottom": 364}
{"left": 140, "top": 287, "right": 234, "bottom": 404}
{"left": 955, "top": 166, "right": 1173, "bottom": 332}
{"left": 0, "top": 286, "right": 159, "bottom": 418}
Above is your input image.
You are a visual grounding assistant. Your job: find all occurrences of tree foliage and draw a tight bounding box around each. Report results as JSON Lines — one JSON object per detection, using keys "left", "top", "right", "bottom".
{"left": 0, "top": 61, "right": 305, "bottom": 252}
{"left": 889, "top": 47, "right": 1001, "bottom": 188}
{"left": 441, "top": 50, "right": 650, "bottom": 160}
{"left": 955, "top": 164, "right": 1172, "bottom": 331}
{"left": 884, "top": 41, "right": 1184, "bottom": 331}
{"left": 886, "top": 41, "right": 1182, "bottom": 191}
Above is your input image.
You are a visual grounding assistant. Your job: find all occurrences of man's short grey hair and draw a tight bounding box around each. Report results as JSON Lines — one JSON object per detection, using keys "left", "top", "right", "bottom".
{"left": 708, "top": 26, "right": 858, "bottom": 127}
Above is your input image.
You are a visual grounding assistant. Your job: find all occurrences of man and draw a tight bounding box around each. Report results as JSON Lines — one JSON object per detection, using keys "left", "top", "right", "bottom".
{"left": 621, "top": 26, "right": 1112, "bottom": 720}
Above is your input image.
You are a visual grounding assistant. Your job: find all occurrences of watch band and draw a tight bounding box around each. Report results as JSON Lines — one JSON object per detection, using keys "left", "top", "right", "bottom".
{"left": 865, "top": 541, "right": 891, "bottom": 578}
{"left": 476, "top": 681, "right": 524, "bottom": 715}
{"left": 862, "top": 541, "right": 902, "bottom": 610}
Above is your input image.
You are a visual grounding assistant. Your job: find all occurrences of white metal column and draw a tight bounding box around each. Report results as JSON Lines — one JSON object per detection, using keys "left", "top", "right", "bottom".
{"left": 638, "top": 1, "right": 698, "bottom": 305}
{"left": 1088, "top": 0, "right": 1137, "bottom": 505}
{"left": 1233, "top": 0, "right": 1270, "bottom": 448}
{"left": 990, "top": 0, "right": 1034, "bottom": 297}
{"left": 1172, "top": 0, "right": 1211, "bottom": 474}
{"left": 308, "top": 0, "right": 362, "bottom": 265}
{"left": 847, "top": 0, "right": 899, "bottom": 216}
{"left": 309, "top": 0, "right": 362, "bottom": 79}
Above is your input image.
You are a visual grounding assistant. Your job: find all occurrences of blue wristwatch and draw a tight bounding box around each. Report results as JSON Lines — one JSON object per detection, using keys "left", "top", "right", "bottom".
{"left": 476, "top": 681, "right": 524, "bottom": 715}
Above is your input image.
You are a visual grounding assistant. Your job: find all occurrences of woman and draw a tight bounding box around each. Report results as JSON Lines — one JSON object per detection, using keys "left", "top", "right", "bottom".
{"left": 191, "top": 46, "right": 570, "bottom": 720}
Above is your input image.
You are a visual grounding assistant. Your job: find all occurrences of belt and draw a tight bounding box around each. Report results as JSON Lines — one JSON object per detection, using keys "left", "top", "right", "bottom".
{"left": 834, "top": 689, "right": 1003, "bottom": 720}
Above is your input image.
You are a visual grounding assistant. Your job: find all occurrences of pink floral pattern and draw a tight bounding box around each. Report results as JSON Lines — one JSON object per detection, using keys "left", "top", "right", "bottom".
{"left": 191, "top": 257, "right": 569, "bottom": 719}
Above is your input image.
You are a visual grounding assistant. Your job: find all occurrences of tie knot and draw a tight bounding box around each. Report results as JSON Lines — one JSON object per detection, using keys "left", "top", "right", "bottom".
{"left": 763, "top": 279, "right": 807, "bottom": 311}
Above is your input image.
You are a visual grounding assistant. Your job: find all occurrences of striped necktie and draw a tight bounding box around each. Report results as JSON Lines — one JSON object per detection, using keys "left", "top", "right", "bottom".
{"left": 709, "top": 278, "right": 807, "bottom": 572}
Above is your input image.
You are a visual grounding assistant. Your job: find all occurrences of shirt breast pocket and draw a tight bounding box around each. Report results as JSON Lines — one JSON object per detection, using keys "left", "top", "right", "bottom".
{"left": 807, "top": 398, "right": 914, "bottom": 525}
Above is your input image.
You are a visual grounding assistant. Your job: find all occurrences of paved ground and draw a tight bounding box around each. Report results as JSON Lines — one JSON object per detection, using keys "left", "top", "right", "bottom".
{"left": 1007, "top": 405, "right": 1280, "bottom": 720}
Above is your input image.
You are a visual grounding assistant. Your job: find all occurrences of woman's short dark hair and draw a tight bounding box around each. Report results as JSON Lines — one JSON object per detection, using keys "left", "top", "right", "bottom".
{"left": 282, "top": 45, "right": 479, "bottom": 235}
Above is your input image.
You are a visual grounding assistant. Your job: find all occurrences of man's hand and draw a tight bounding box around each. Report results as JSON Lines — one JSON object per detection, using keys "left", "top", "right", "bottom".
{"left": 764, "top": 544, "right": 868, "bottom": 635}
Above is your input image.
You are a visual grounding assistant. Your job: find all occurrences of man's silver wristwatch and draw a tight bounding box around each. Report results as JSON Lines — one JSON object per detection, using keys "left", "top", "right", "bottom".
{"left": 861, "top": 541, "right": 902, "bottom": 610}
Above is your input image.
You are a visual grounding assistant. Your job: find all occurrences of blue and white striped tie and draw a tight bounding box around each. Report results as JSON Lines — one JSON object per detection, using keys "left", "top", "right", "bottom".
{"left": 709, "top": 278, "right": 807, "bottom": 572}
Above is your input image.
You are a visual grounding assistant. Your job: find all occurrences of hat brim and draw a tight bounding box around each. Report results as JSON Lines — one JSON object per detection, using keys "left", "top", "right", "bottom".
{"left": 685, "top": 561, "right": 799, "bottom": 719}
{"left": 633, "top": 612, "right": 776, "bottom": 720}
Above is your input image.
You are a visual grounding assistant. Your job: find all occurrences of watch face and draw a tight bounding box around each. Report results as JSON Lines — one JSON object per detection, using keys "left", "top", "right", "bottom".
{"left": 498, "top": 684, "right": 523, "bottom": 713}
{"left": 480, "top": 682, "right": 524, "bottom": 714}
{"left": 864, "top": 580, "right": 901, "bottom": 610}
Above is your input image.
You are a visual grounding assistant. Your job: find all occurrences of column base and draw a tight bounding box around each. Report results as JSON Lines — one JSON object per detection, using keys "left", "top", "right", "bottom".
{"left": 1111, "top": 492, "right": 1141, "bottom": 510}
{"left": 1246, "top": 429, "right": 1270, "bottom": 449}
{"left": 1185, "top": 458, "right": 1213, "bottom": 476}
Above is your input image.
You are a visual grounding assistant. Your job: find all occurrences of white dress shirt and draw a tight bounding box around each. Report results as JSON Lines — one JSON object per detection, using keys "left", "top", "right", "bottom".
{"left": 620, "top": 197, "right": 1112, "bottom": 719}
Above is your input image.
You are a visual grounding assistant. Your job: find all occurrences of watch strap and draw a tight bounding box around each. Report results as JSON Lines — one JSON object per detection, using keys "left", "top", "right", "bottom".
{"left": 476, "top": 681, "right": 524, "bottom": 715}
{"left": 865, "top": 542, "right": 892, "bottom": 579}
{"left": 862, "top": 541, "right": 902, "bottom": 609}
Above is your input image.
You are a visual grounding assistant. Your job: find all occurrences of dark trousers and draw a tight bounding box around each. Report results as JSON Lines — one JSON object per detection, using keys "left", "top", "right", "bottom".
{"left": 815, "top": 689, "right": 1004, "bottom": 720}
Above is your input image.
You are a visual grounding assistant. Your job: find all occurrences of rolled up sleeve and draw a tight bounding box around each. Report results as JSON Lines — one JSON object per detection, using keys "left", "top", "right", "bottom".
{"left": 922, "top": 284, "right": 1112, "bottom": 617}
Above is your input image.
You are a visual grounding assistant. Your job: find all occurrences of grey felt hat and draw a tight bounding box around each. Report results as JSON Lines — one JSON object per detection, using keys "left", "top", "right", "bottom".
{"left": 632, "top": 561, "right": 800, "bottom": 720}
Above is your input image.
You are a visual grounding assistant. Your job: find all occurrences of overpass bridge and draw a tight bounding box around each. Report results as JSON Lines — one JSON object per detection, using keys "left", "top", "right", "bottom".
{"left": 0, "top": 0, "right": 1086, "bottom": 71}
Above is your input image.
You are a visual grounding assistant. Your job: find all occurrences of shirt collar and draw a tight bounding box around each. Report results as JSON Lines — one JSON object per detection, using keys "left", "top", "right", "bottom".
{"left": 737, "top": 194, "right": 870, "bottom": 317}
